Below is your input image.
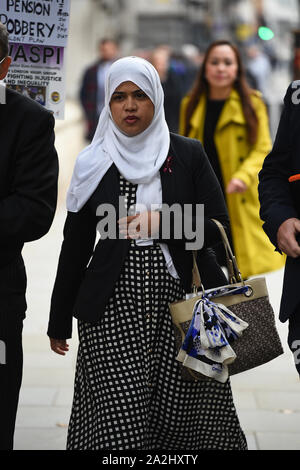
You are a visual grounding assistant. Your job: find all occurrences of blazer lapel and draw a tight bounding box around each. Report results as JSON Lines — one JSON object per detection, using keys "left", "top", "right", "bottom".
{"left": 96, "top": 163, "right": 121, "bottom": 210}
{"left": 0, "top": 84, "right": 7, "bottom": 129}
{"left": 189, "top": 94, "right": 206, "bottom": 141}
{"left": 160, "top": 137, "right": 178, "bottom": 206}
{"left": 216, "top": 89, "right": 246, "bottom": 131}
{"left": 188, "top": 89, "right": 246, "bottom": 141}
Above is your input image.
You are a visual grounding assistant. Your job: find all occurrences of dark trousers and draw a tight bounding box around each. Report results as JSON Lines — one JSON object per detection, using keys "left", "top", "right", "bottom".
{"left": 287, "top": 306, "right": 300, "bottom": 377}
{"left": 0, "top": 310, "right": 24, "bottom": 450}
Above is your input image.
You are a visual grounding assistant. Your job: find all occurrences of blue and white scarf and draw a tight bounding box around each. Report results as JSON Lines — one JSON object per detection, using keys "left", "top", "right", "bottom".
{"left": 176, "top": 286, "right": 249, "bottom": 383}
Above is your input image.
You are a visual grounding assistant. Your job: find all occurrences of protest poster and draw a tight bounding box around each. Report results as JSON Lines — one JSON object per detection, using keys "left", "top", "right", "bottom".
{"left": 0, "top": 0, "right": 70, "bottom": 118}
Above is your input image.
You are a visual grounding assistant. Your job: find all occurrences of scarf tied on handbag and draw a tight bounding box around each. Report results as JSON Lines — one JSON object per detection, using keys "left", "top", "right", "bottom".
{"left": 176, "top": 286, "right": 249, "bottom": 383}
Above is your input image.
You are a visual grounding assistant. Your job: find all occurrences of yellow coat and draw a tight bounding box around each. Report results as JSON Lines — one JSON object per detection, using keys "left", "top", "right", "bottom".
{"left": 179, "top": 89, "right": 284, "bottom": 278}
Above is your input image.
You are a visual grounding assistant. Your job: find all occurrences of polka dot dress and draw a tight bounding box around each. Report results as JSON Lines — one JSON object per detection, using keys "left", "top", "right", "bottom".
{"left": 66, "top": 175, "right": 247, "bottom": 450}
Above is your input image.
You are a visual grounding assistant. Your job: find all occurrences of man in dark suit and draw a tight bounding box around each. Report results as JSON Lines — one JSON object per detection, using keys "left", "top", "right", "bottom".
{"left": 79, "top": 38, "right": 119, "bottom": 142}
{"left": 0, "top": 23, "right": 58, "bottom": 449}
{"left": 150, "top": 46, "right": 185, "bottom": 133}
{"left": 258, "top": 81, "right": 300, "bottom": 377}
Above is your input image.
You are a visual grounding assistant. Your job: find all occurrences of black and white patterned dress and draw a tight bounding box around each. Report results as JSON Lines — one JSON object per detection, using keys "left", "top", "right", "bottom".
{"left": 66, "top": 175, "right": 247, "bottom": 450}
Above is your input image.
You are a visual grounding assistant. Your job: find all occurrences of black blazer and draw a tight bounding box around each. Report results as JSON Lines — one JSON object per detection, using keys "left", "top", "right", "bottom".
{"left": 0, "top": 87, "right": 58, "bottom": 314}
{"left": 259, "top": 82, "right": 300, "bottom": 322}
{"left": 48, "top": 133, "right": 229, "bottom": 339}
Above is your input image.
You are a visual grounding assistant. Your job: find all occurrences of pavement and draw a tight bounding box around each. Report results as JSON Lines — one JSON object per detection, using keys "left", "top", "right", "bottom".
{"left": 12, "top": 100, "right": 300, "bottom": 451}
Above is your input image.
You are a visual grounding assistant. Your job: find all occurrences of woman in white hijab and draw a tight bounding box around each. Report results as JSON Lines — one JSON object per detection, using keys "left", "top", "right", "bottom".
{"left": 48, "top": 56, "right": 247, "bottom": 450}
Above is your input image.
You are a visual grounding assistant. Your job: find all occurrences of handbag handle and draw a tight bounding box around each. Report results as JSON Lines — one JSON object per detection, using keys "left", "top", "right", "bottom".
{"left": 211, "top": 219, "right": 243, "bottom": 284}
{"left": 191, "top": 219, "right": 243, "bottom": 292}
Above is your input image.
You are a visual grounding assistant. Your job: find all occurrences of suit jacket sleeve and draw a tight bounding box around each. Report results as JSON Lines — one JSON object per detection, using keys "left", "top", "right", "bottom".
{"left": 47, "top": 206, "right": 97, "bottom": 339}
{"left": 258, "top": 83, "right": 298, "bottom": 249}
{"left": 158, "top": 140, "right": 229, "bottom": 249}
{"left": 193, "top": 142, "right": 230, "bottom": 248}
{"left": 0, "top": 110, "right": 58, "bottom": 243}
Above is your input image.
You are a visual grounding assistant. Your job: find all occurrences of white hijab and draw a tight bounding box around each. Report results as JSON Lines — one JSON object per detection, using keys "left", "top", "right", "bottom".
{"left": 66, "top": 56, "right": 179, "bottom": 279}
{"left": 66, "top": 56, "right": 170, "bottom": 212}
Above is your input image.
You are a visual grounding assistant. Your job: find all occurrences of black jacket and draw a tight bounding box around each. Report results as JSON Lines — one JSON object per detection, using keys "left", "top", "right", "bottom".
{"left": 161, "top": 69, "right": 184, "bottom": 133}
{"left": 48, "top": 133, "right": 229, "bottom": 339}
{"left": 259, "top": 82, "right": 300, "bottom": 322}
{"left": 0, "top": 87, "right": 58, "bottom": 314}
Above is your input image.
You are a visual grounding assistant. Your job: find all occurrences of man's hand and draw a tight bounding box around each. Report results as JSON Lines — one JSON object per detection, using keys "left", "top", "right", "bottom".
{"left": 277, "top": 217, "right": 300, "bottom": 258}
{"left": 50, "top": 338, "right": 69, "bottom": 356}
{"left": 118, "top": 211, "right": 160, "bottom": 239}
{"left": 226, "top": 178, "right": 247, "bottom": 194}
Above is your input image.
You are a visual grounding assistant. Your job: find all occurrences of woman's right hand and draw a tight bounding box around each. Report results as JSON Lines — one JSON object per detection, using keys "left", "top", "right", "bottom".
{"left": 277, "top": 217, "right": 300, "bottom": 258}
{"left": 50, "top": 338, "right": 69, "bottom": 356}
{"left": 226, "top": 178, "right": 247, "bottom": 194}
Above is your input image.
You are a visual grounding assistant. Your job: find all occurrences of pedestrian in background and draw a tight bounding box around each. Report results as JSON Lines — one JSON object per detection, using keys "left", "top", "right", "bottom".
{"left": 180, "top": 43, "right": 203, "bottom": 92}
{"left": 179, "top": 39, "right": 284, "bottom": 278}
{"left": 79, "top": 38, "right": 120, "bottom": 142}
{"left": 48, "top": 56, "right": 247, "bottom": 450}
{"left": 0, "top": 22, "right": 58, "bottom": 450}
{"left": 259, "top": 82, "right": 300, "bottom": 377}
{"left": 245, "top": 44, "right": 272, "bottom": 102}
{"left": 150, "top": 45, "right": 184, "bottom": 132}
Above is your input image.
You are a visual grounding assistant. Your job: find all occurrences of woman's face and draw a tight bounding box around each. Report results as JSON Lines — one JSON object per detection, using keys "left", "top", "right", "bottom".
{"left": 110, "top": 81, "right": 155, "bottom": 136}
{"left": 205, "top": 45, "right": 238, "bottom": 90}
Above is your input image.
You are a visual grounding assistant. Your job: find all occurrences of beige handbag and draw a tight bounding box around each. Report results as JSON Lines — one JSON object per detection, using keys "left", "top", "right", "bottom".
{"left": 170, "top": 219, "right": 284, "bottom": 382}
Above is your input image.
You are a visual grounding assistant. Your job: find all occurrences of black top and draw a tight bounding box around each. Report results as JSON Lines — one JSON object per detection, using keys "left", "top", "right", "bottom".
{"left": 203, "top": 99, "right": 226, "bottom": 193}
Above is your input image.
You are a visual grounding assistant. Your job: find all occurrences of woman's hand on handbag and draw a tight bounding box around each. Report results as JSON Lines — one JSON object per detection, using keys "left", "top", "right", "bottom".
{"left": 118, "top": 211, "right": 160, "bottom": 239}
{"left": 226, "top": 178, "right": 247, "bottom": 194}
{"left": 277, "top": 217, "right": 300, "bottom": 258}
{"left": 50, "top": 338, "right": 69, "bottom": 356}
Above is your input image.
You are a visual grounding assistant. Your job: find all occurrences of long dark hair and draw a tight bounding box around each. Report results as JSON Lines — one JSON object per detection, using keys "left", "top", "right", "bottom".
{"left": 183, "top": 40, "right": 258, "bottom": 145}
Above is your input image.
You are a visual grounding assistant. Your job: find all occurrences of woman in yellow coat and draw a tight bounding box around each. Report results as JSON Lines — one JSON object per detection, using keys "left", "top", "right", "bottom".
{"left": 179, "top": 40, "right": 284, "bottom": 278}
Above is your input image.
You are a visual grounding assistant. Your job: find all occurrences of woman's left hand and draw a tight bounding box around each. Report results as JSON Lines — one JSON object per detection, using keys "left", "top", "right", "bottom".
{"left": 50, "top": 338, "right": 69, "bottom": 356}
{"left": 118, "top": 211, "right": 160, "bottom": 239}
{"left": 226, "top": 178, "right": 247, "bottom": 194}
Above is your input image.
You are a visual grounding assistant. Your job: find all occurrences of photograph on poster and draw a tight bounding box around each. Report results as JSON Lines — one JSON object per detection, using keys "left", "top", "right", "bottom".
{"left": 0, "top": 0, "right": 69, "bottom": 118}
